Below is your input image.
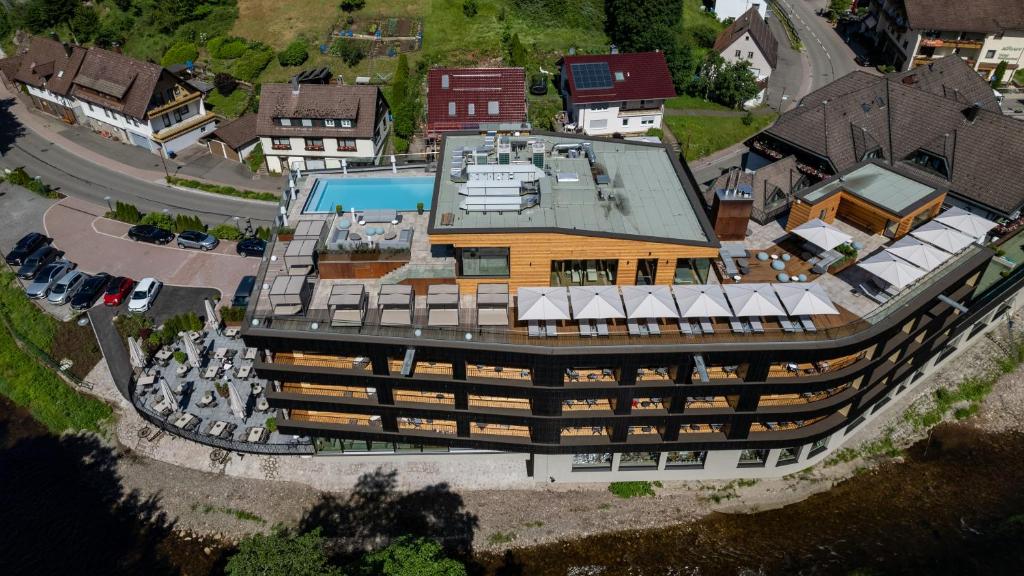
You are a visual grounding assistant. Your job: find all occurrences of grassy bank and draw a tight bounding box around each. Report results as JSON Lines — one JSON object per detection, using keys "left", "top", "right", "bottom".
{"left": 665, "top": 94, "right": 732, "bottom": 111}
{"left": 665, "top": 113, "right": 777, "bottom": 160}
{"left": 165, "top": 176, "right": 279, "bottom": 202}
{"left": 0, "top": 272, "right": 111, "bottom": 434}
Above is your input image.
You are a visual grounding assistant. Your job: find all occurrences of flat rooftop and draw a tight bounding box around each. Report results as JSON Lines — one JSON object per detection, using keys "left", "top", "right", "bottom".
{"left": 430, "top": 133, "right": 714, "bottom": 245}
{"left": 800, "top": 162, "right": 942, "bottom": 215}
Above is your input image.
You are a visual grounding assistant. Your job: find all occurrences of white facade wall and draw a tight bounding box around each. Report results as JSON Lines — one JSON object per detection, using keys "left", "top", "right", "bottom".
{"left": 976, "top": 32, "right": 1024, "bottom": 82}
{"left": 25, "top": 85, "right": 76, "bottom": 109}
{"left": 719, "top": 36, "right": 774, "bottom": 80}
{"left": 261, "top": 135, "right": 381, "bottom": 173}
{"left": 712, "top": 0, "right": 767, "bottom": 21}
{"left": 573, "top": 103, "right": 662, "bottom": 136}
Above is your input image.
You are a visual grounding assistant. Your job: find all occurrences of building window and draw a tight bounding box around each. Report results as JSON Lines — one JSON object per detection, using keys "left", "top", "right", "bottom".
{"left": 304, "top": 137, "right": 324, "bottom": 151}
{"left": 550, "top": 259, "right": 618, "bottom": 286}
{"left": 337, "top": 138, "right": 357, "bottom": 151}
{"left": 571, "top": 452, "right": 612, "bottom": 471}
{"left": 819, "top": 209, "right": 827, "bottom": 219}
{"left": 665, "top": 451, "right": 706, "bottom": 468}
{"left": 174, "top": 104, "right": 188, "bottom": 122}
{"left": 641, "top": 117, "right": 654, "bottom": 125}
{"left": 986, "top": 50, "right": 996, "bottom": 59}
{"left": 673, "top": 258, "right": 711, "bottom": 285}
{"left": 467, "top": 103, "right": 475, "bottom": 115}
{"left": 488, "top": 101, "right": 500, "bottom": 115}
{"left": 161, "top": 113, "right": 171, "bottom": 127}
{"left": 589, "top": 119, "right": 608, "bottom": 130}
{"left": 280, "top": 118, "right": 292, "bottom": 126}
{"left": 340, "top": 119, "right": 352, "bottom": 128}
{"left": 457, "top": 247, "right": 510, "bottom": 277}
{"left": 747, "top": 51, "right": 754, "bottom": 59}
{"left": 622, "top": 118, "right": 629, "bottom": 126}
{"left": 909, "top": 149, "right": 950, "bottom": 178}
{"left": 448, "top": 101, "right": 456, "bottom": 116}
{"left": 301, "top": 118, "right": 313, "bottom": 127}
{"left": 808, "top": 435, "right": 830, "bottom": 456}
{"left": 619, "top": 451, "right": 659, "bottom": 470}
{"left": 324, "top": 119, "right": 335, "bottom": 127}
{"left": 777, "top": 447, "right": 801, "bottom": 466}
{"left": 738, "top": 449, "right": 769, "bottom": 468}
{"left": 271, "top": 137, "right": 290, "bottom": 150}
{"left": 735, "top": 49, "right": 742, "bottom": 57}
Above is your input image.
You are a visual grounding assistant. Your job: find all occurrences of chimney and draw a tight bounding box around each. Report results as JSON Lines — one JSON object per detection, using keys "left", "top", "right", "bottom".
{"left": 610, "top": 44, "right": 618, "bottom": 55}
{"left": 962, "top": 103, "right": 981, "bottom": 123}
{"left": 62, "top": 42, "right": 72, "bottom": 57}
{"left": 291, "top": 76, "right": 300, "bottom": 95}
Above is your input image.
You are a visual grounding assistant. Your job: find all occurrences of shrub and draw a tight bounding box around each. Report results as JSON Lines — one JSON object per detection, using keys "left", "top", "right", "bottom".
{"left": 114, "top": 313, "right": 153, "bottom": 341}
{"left": 393, "top": 135, "right": 409, "bottom": 154}
{"left": 608, "top": 481, "right": 656, "bottom": 498}
{"left": 139, "top": 211, "right": 174, "bottom": 230}
{"left": 161, "top": 42, "right": 198, "bottom": 67}
{"left": 234, "top": 47, "right": 274, "bottom": 82}
{"left": 3, "top": 167, "right": 60, "bottom": 198}
{"left": 255, "top": 226, "right": 271, "bottom": 241}
{"left": 339, "top": 0, "right": 365, "bottom": 11}
{"left": 221, "top": 306, "right": 246, "bottom": 321}
{"left": 165, "top": 176, "right": 278, "bottom": 202}
{"left": 463, "top": 0, "right": 478, "bottom": 18}
{"left": 213, "top": 72, "right": 238, "bottom": 96}
{"left": 207, "top": 36, "right": 248, "bottom": 59}
{"left": 416, "top": 201, "right": 425, "bottom": 215}
{"left": 174, "top": 213, "right": 206, "bottom": 233}
{"left": 277, "top": 40, "right": 309, "bottom": 67}
{"left": 173, "top": 350, "right": 187, "bottom": 364}
{"left": 246, "top": 142, "right": 265, "bottom": 174}
{"left": 265, "top": 417, "right": 277, "bottom": 432}
{"left": 210, "top": 224, "right": 243, "bottom": 240}
{"left": 329, "top": 38, "right": 367, "bottom": 67}
{"left": 741, "top": 111, "right": 754, "bottom": 126}
{"left": 107, "top": 201, "right": 142, "bottom": 224}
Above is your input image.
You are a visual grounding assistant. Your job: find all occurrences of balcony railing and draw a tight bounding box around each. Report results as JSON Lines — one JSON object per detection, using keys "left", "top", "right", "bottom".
{"left": 271, "top": 144, "right": 291, "bottom": 150}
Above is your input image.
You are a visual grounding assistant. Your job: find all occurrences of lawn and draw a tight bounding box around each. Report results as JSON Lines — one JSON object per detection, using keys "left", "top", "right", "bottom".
{"left": 1015, "top": 68, "right": 1024, "bottom": 87}
{"left": 0, "top": 272, "right": 111, "bottom": 434}
{"left": 205, "top": 89, "right": 251, "bottom": 119}
{"left": 665, "top": 93, "right": 732, "bottom": 111}
{"left": 665, "top": 113, "right": 778, "bottom": 161}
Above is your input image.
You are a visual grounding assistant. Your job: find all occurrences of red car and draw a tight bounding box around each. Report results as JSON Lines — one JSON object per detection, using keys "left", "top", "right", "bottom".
{"left": 103, "top": 276, "right": 135, "bottom": 306}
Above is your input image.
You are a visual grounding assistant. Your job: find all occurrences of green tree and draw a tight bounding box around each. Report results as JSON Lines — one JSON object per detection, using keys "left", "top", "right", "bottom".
{"left": 340, "top": 0, "right": 366, "bottom": 11}
{"left": 992, "top": 60, "right": 1008, "bottom": 88}
{"left": 70, "top": 6, "right": 101, "bottom": 42}
{"left": 360, "top": 536, "right": 467, "bottom": 576}
{"left": 392, "top": 53, "right": 410, "bottom": 106}
{"left": 507, "top": 33, "right": 528, "bottom": 68}
{"left": 226, "top": 528, "right": 342, "bottom": 576}
{"left": 605, "top": 0, "right": 693, "bottom": 90}
{"left": 18, "top": 0, "right": 78, "bottom": 33}
{"left": 278, "top": 40, "right": 310, "bottom": 67}
{"left": 712, "top": 60, "right": 760, "bottom": 109}
{"left": 827, "top": 0, "right": 852, "bottom": 21}
{"left": 463, "top": 0, "right": 478, "bottom": 18}
{"left": 161, "top": 42, "right": 199, "bottom": 67}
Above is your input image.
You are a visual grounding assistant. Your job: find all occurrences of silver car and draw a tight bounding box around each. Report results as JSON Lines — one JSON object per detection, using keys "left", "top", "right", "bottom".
{"left": 47, "top": 270, "right": 88, "bottom": 305}
{"left": 176, "top": 230, "right": 219, "bottom": 251}
{"left": 25, "top": 261, "right": 74, "bottom": 299}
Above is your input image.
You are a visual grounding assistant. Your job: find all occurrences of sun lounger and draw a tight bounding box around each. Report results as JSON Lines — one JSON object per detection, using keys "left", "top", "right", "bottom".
{"left": 730, "top": 317, "right": 745, "bottom": 334}
{"left": 858, "top": 282, "right": 891, "bottom": 303}
{"left": 678, "top": 319, "right": 693, "bottom": 335}
{"left": 545, "top": 321, "right": 558, "bottom": 337}
{"left": 578, "top": 319, "right": 592, "bottom": 337}
{"left": 750, "top": 318, "right": 764, "bottom": 333}
{"left": 627, "top": 318, "right": 642, "bottom": 336}
{"left": 528, "top": 320, "right": 541, "bottom": 337}
{"left": 780, "top": 317, "right": 798, "bottom": 332}
{"left": 799, "top": 315, "right": 817, "bottom": 332}
{"left": 596, "top": 319, "right": 609, "bottom": 336}
{"left": 700, "top": 318, "right": 714, "bottom": 334}
{"left": 722, "top": 256, "right": 739, "bottom": 276}
{"left": 647, "top": 319, "right": 660, "bottom": 335}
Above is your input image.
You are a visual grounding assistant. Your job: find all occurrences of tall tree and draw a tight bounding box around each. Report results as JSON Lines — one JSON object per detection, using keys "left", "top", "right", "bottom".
{"left": 508, "top": 33, "right": 528, "bottom": 68}
{"left": 604, "top": 0, "right": 683, "bottom": 53}
{"left": 359, "top": 536, "right": 467, "bottom": 576}
{"left": 225, "top": 528, "right": 342, "bottom": 576}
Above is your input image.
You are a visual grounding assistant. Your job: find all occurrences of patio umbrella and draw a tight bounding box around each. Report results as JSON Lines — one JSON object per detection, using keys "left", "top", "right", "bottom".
{"left": 228, "top": 380, "right": 247, "bottom": 420}
{"left": 621, "top": 286, "right": 679, "bottom": 319}
{"left": 160, "top": 377, "right": 179, "bottom": 411}
{"left": 933, "top": 207, "right": 997, "bottom": 240}
{"left": 773, "top": 283, "right": 840, "bottom": 316}
{"left": 569, "top": 286, "right": 625, "bottom": 319}
{"left": 204, "top": 299, "right": 221, "bottom": 331}
{"left": 723, "top": 283, "right": 786, "bottom": 317}
{"left": 127, "top": 336, "right": 146, "bottom": 369}
{"left": 791, "top": 218, "right": 853, "bottom": 251}
{"left": 857, "top": 250, "right": 926, "bottom": 289}
{"left": 517, "top": 287, "right": 571, "bottom": 321}
{"left": 910, "top": 220, "right": 975, "bottom": 253}
{"left": 182, "top": 334, "right": 203, "bottom": 368}
{"left": 885, "top": 235, "right": 950, "bottom": 271}
{"left": 672, "top": 285, "right": 732, "bottom": 318}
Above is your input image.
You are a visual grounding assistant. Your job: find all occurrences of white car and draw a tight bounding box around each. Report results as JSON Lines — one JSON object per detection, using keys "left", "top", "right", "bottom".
{"left": 127, "top": 277, "right": 162, "bottom": 313}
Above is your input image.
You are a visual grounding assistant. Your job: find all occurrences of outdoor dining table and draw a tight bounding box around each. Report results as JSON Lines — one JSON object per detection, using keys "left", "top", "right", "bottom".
{"left": 173, "top": 413, "right": 195, "bottom": 429}
{"left": 251, "top": 383, "right": 263, "bottom": 395}
{"left": 224, "top": 327, "right": 240, "bottom": 338}
{"left": 154, "top": 349, "right": 173, "bottom": 364}
{"left": 236, "top": 365, "right": 252, "bottom": 379}
{"left": 214, "top": 347, "right": 229, "bottom": 360}
{"left": 198, "top": 390, "right": 215, "bottom": 407}
{"left": 137, "top": 374, "right": 157, "bottom": 387}
{"left": 247, "top": 427, "right": 266, "bottom": 442}
{"left": 209, "top": 420, "right": 229, "bottom": 437}
{"left": 188, "top": 330, "right": 203, "bottom": 343}
{"left": 243, "top": 347, "right": 258, "bottom": 361}
{"left": 202, "top": 363, "right": 220, "bottom": 379}
{"left": 256, "top": 398, "right": 270, "bottom": 412}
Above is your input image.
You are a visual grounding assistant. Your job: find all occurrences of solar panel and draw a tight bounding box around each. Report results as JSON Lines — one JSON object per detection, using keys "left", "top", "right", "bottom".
{"left": 571, "top": 62, "right": 613, "bottom": 90}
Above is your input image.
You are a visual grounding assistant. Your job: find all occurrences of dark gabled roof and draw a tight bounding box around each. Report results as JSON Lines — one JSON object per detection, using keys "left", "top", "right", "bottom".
{"left": 760, "top": 57, "right": 1024, "bottom": 215}
{"left": 70, "top": 47, "right": 162, "bottom": 119}
{"left": 209, "top": 112, "right": 258, "bottom": 149}
{"left": 426, "top": 67, "right": 528, "bottom": 133}
{"left": 559, "top": 51, "right": 676, "bottom": 104}
{"left": 704, "top": 155, "right": 801, "bottom": 212}
{"left": 903, "top": 0, "right": 1024, "bottom": 34}
{"left": 10, "top": 36, "right": 86, "bottom": 96}
{"left": 713, "top": 7, "right": 779, "bottom": 69}
{"left": 256, "top": 83, "right": 383, "bottom": 139}
{"left": 0, "top": 54, "right": 22, "bottom": 85}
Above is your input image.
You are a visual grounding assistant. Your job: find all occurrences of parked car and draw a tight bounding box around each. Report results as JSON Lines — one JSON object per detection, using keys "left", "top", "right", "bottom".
{"left": 236, "top": 237, "right": 266, "bottom": 258}
{"left": 855, "top": 55, "right": 871, "bottom": 67}
{"left": 5, "top": 232, "right": 52, "bottom": 266}
{"left": 103, "top": 276, "right": 135, "bottom": 306}
{"left": 231, "top": 275, "right": 257, "bottom": 308}
{"left": 177, "top": 229, "right": 219, "bottom": 251}
{"left": 47, "top": 270, "right": 88, "bottom": 306}
{"left": 24, "top": 260, "right": 74, "bottom": 299}
{"left": 16, "top": 245, "right": 63, "bottom": 280}
{"left": 70, "top": 272, "right": 112, "bottom": 310}
{"left": 128, "top": 277, "right": 162, "bottom": 312}
{"left": 128, "top": 224, "right": 175, "bottom": 244}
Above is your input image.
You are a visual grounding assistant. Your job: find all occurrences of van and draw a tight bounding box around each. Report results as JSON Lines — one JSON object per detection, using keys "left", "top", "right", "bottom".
{"left": 232, "top": 275, "right": 257, "bottom": 308}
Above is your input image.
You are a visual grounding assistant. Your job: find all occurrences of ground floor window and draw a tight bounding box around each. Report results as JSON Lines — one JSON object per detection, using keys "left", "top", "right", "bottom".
{"left": 738, "top": 448, "right": 769, "bottom": 468}
{"left": 808, "top": 435, "right": 830, "bottom": 456}
{"left": 777, "top": 446, "right": 801, "bottom": 466}
{"left": 635, "top": 258, "right": 658, "bottom": 285}
{"left": 665, "top": 450, "right": 706, "bottom": 468}
{"left": 845, "top": 416, "right": 866, "bottom": 435}
{"left": 551, "top": 259, "right": 617, "bottom": 286}
{"left": 457, "top": 247, "right": 510, "bottom": 277}
{"left": 571, "top": 452, "right": 612, "bottom": 471}
{"left": 673, "top": 258, "right": 711, "bottom": 284}
{"left": 618, "top": 451, "right": 659, "bottom": 469}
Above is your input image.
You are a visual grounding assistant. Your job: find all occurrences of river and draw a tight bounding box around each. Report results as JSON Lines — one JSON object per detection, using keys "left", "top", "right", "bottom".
{"left": 3, "top": 394, "right": 1023, "bottom": 575}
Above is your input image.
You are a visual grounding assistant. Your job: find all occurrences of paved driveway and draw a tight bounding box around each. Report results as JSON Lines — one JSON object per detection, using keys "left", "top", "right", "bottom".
{"left": 0, "top": 182, "right": 55, "bottom": 253}
{"left": 44, "top": 196, "right": 259, "bottom": 299}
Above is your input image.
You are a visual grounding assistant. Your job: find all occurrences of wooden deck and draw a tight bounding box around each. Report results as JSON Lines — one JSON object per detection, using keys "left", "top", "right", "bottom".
{"left": 290, "top": 409, "right": 377, "bottom": 426}
{"left": 393, "top": 389, "right": 455, "bottom": 407}
{"left": 275, "top": 352, "right": 372, "bottom": 371}
{"left": 282, "top": 382, "right": 374, "bottom": 399}
{"left": 398, "top": 418, "right": 457, "bottom": 435}
{"left": 471, "top": 422, "right": 531, "bottom": 438}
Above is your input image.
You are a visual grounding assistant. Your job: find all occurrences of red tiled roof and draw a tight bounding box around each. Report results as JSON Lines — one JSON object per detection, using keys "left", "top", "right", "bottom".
{"left": 559, "top": 51, "right": 676, "bottom": 105}
{"left": 426, "top": 67, "right": 528, "bottom": 133}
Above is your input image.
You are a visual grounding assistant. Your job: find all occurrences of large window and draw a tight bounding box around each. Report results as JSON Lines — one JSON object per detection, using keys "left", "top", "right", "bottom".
{"left": 673, "top": 258, "right": 711, "bottom": 285}
{"left": 304, "top": 138, "right": 324, "bottom": 151}
{"left": 665, "top": 450, "right": 707, "bottom": 468}
{"left": 271, "top": 137, "right": 290, "bottom": 150}
{"left": 458, "top": 247, "right": 510, "bottom": 277}
{"left": 738, "top": 448, "right": 769, "bottom": 468}
{"left": 619, "top": 451, "right": 659, "bottom": 469}
{"left": 551, "top": 259, "right": 618, "bottom": 286}
{"left": 571, "top": 452, "right": 612, "bottom": 471}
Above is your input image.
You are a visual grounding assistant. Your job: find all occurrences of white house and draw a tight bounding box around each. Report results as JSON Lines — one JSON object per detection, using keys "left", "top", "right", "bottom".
{"left": 706, "top": 0, "right": 767, "bottom": 21}
{"left": 714, "top": 7, "right": 779, "bottom": 105}
{"left": 558, "top": 51, "right": 677, "bottom": 137}
{"left": 0, "top": 36, "right": 85, "bottom": 124}
{"left": 256, "top": 81, "right": 391, "bottom": 173}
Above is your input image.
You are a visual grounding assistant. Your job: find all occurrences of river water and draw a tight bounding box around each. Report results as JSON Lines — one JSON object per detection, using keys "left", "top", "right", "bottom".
{"left": 3, "top": 394, "right": 1023, "bottom": 575}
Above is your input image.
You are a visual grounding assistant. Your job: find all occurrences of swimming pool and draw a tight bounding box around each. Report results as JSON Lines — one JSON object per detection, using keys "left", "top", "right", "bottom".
{"left": 304, "top": 177, "right": 434, "bottom": 213}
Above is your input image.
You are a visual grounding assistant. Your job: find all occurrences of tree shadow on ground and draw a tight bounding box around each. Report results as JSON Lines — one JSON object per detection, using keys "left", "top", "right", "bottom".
{"left": 298, "top": 467, "right": 480, "bottom": 562}
{"left": 0, "top": 97, "right": 27, "bottom": 156}
{"left": 0, "top": 424, "right": 179, "bottom": 575}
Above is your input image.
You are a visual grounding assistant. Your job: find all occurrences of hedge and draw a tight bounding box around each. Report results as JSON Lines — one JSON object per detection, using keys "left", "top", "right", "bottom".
{"left": 1, "top": 167, "right": 63, "bottom": 199}
{"left": 234, "top": 47, "right": 274, "bottom": 82}
{"left": 166, "top": 176, "right": 279, "bottom": 202}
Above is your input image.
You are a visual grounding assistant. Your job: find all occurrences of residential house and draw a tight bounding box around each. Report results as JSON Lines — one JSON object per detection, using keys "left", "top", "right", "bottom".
{"left": 256, "top": 80, "right": 390, "bottom": 173}
{"left": 704, "top": 0, "right": 767, "bottom": 21}
{"left": 205, "top": 112, "right": 259, "bottom": 163}
{"left": 867, "top": 0, "right": 1024, "bottom": 82}
{"left": 751, "top": 57, "right": 1024, "bottom": 221}
{"left": 558, "top": 51, "right": 676, "bottom": 136}
{"left": 1, "top": 36, "right": 85, "bottom": 124}
{"left": 425, "top": 67, "right": 529, "bottom": 138}
{"left": 714, "top": 7, "right": 779, "bottom": 105}
{"left": 71, "top": 46, "right": 216, "bottom": 156}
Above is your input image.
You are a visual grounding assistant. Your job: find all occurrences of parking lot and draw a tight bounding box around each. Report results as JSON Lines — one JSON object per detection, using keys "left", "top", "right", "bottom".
{"left": 43, "top": 196, "right": 259, "bottom": 302}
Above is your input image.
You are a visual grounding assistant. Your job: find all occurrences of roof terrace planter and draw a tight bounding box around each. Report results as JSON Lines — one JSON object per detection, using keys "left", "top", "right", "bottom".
{"left": 320, "top": 246, "right": 411, "bottom": 262}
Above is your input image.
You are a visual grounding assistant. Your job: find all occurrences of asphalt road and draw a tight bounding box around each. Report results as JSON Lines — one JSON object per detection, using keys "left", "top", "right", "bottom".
{"left": 0, "top": 98, "right": 278, "bottom": 227}
{"left": 777, "top": 0, "right": 859, "bottom": 92}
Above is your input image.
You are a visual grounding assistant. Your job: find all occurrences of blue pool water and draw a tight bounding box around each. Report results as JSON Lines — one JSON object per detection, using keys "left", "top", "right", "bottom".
{"left": 304, "top": 177, "right": 434, "bottom": 213}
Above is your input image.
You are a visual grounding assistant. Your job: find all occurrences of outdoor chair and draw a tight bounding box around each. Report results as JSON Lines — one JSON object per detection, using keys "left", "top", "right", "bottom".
{"left": 528, "top": 320, "right": 541, "bottom": 337}
{"left": 780, "top": 317, "right": 798, "bottom": 332}
{"left": 678, "top": 319, "right": 693, "bottom": 335}
{"left": 627, "top": 319, "right": 642, "bottom": 336}
{"left": 700, "top": 318, "right": 714, "bottom": 334}
{"left": 596, "top": 319, "right": 609, "bottom": 336}
{"left": 544, "top": 321, "right": 558, "bottom": 337}
{"left": 729, "top": 317, "right": 745, "bottom": 334}
{"left": 647, "top": 319, "right": 660, "bottom": 335}
{"left": 799, "top": 315, "right": 817, "bottom": 332}
{"left": 578, "top": 320, "right": 592, "bottom": 337}
{"left": 750, "top": 318, "right": 765, "bottom": 333}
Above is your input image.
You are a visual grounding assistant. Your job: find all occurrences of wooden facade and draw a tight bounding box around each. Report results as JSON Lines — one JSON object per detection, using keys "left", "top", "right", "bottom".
{"left": 786, "top": 189, "right": 945, "bottom": 239}
{"left": 430, "top": 231, "right": 720, "bottom": 292}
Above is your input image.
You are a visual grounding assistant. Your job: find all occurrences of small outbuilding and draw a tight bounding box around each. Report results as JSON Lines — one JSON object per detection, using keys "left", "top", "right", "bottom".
{"left": 206, "top": 112, "right": 259, "bottom": 163}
